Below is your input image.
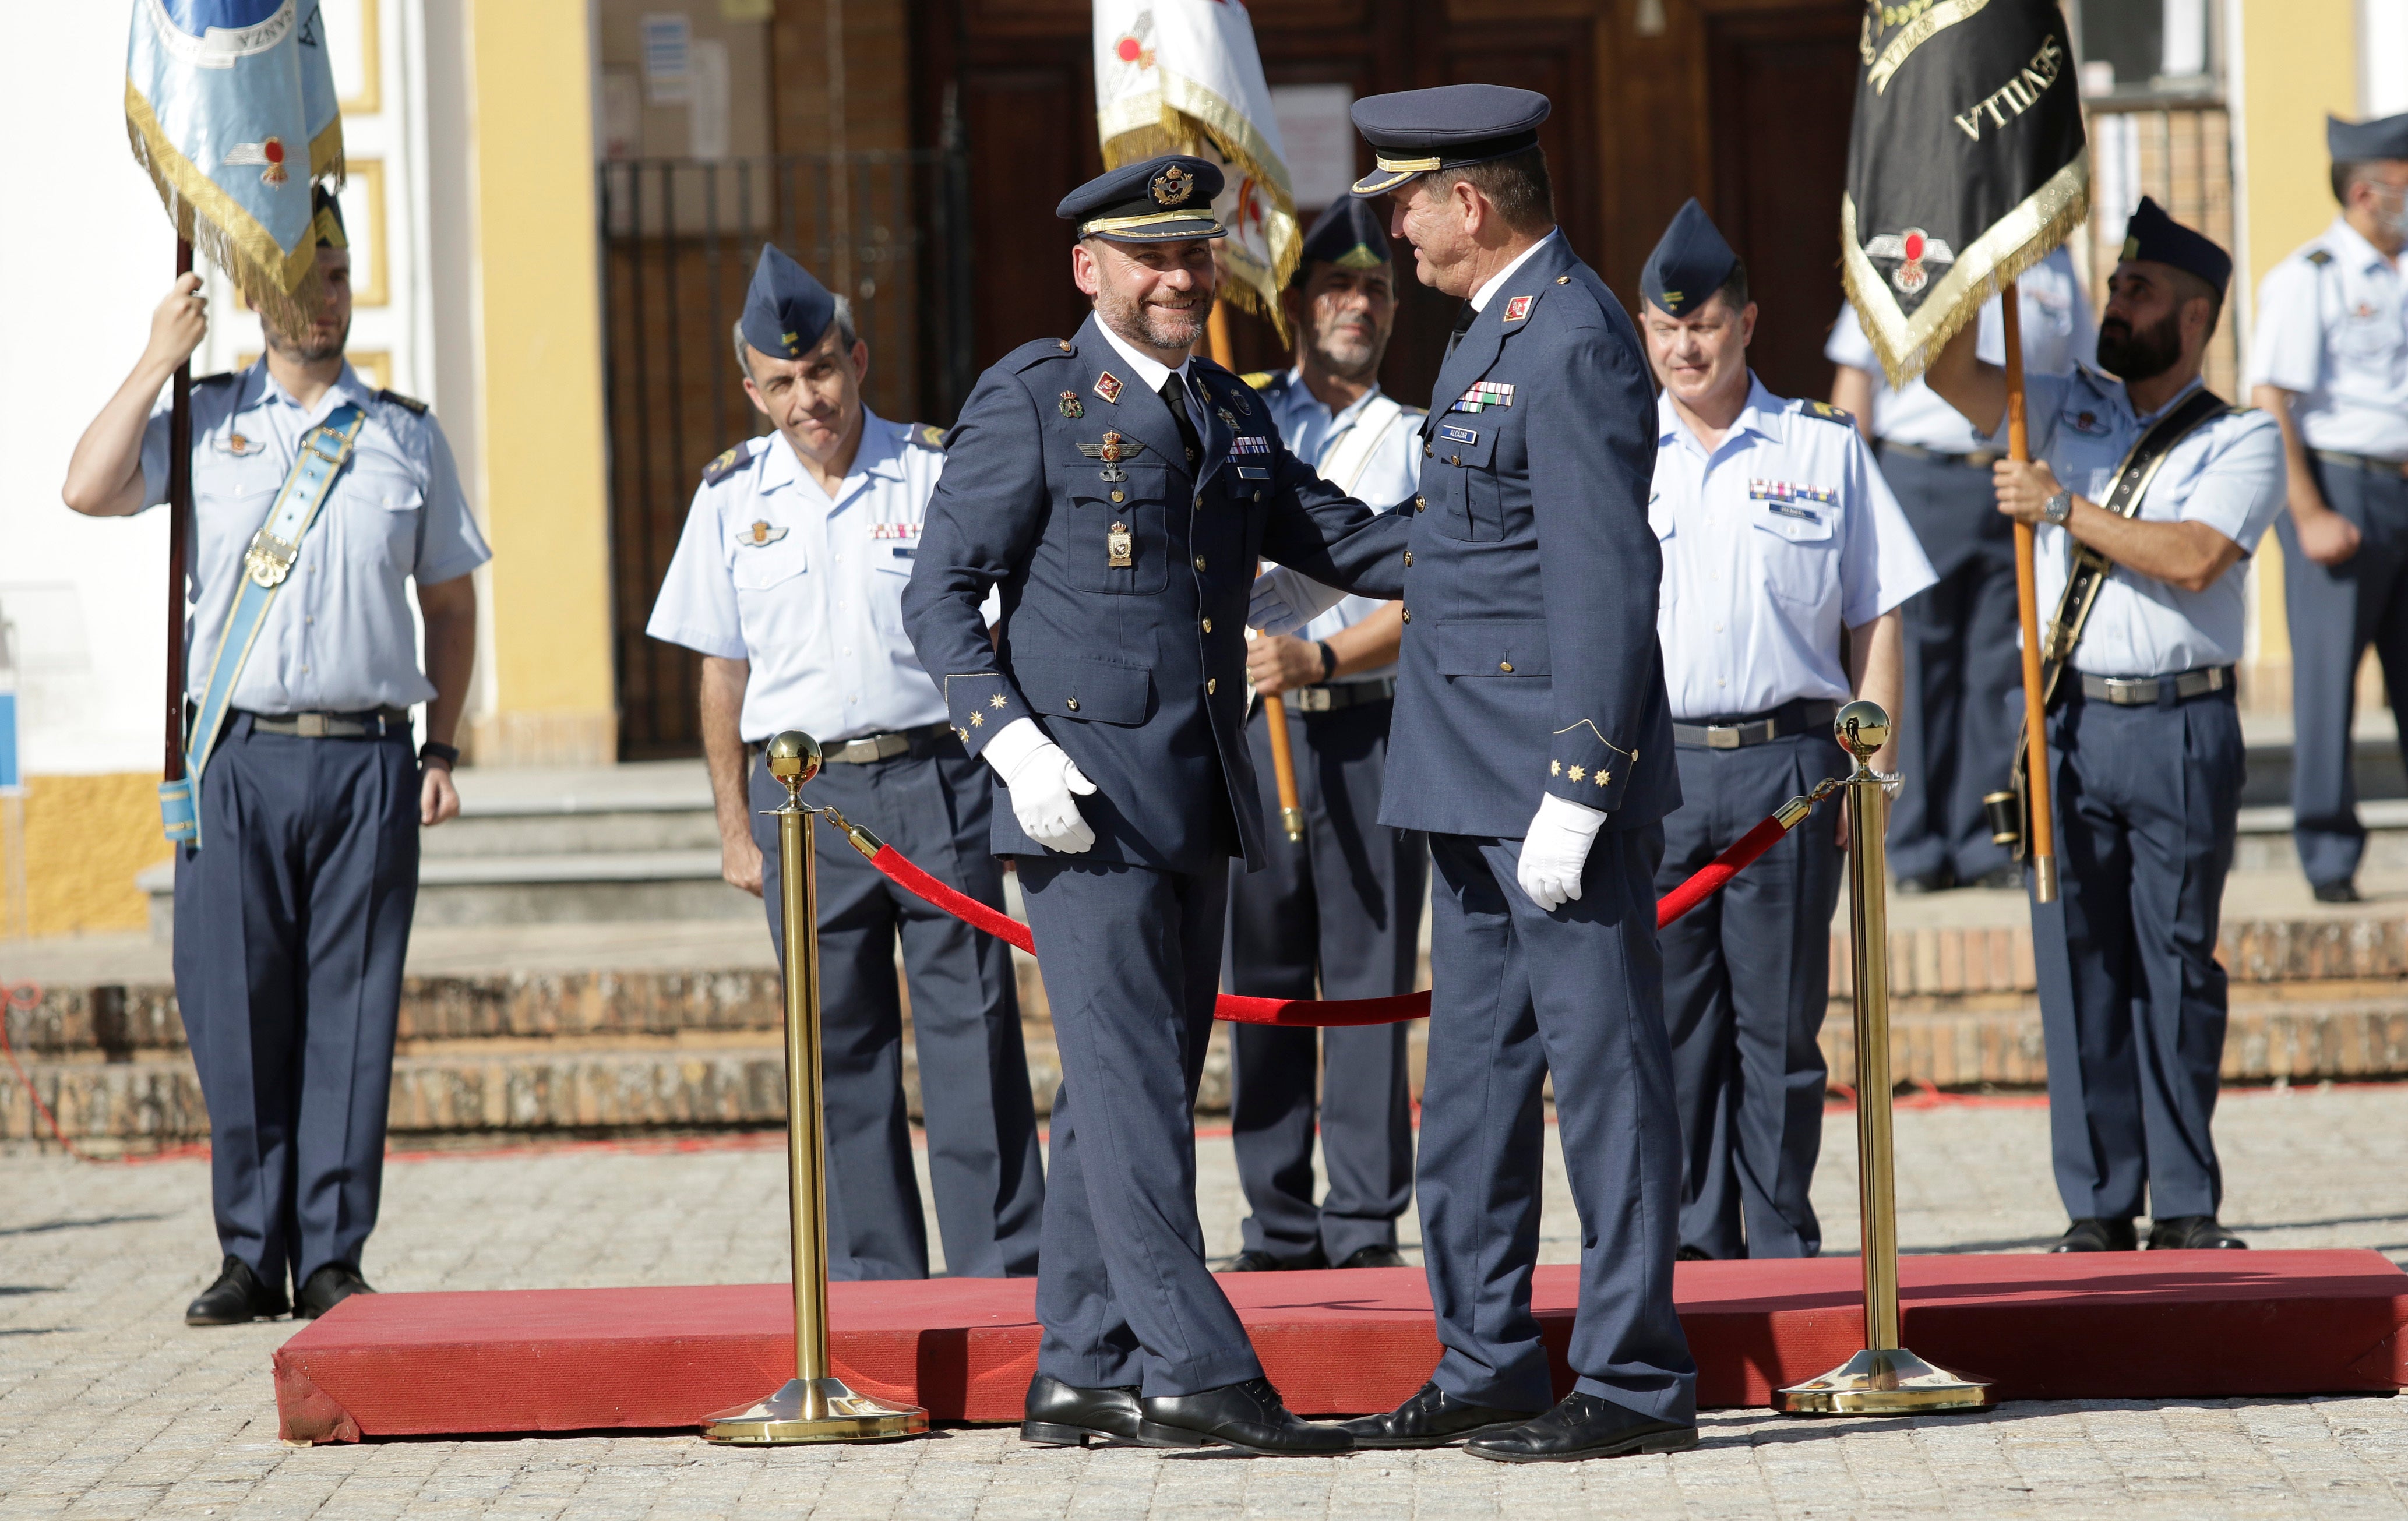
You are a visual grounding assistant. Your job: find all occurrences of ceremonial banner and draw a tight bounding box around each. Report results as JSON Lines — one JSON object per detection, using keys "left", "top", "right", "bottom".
{"left": 1092, "top": 0, "right": 1299, "bottom": 338}
{"left": 125, "top": 0, "right": 345, "bottom": 334}
{"left": 1841, "top": 0, "right": 2088, "bottom": 384}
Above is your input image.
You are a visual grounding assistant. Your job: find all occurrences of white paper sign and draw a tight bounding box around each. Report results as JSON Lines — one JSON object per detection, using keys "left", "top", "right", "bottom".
{"left": 1271, "top": 83, "right": 1356, "bottom": 211}
{"left": 642, "top": 13, "right": 692, "bottom": 104}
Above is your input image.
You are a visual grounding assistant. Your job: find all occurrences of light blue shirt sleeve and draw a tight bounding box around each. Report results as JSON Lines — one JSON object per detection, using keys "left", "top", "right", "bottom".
{"left": 1839, "top": 429, "right": 1937, "bottom": 629}
{"left": 647, "top": 479, "right": 748, "bottom": 661}
{"left": 2180, "top": 412, "right": 2288, "bottom": 553}
{"left": 408, "top": 415, "right": 489, "bottom": 586}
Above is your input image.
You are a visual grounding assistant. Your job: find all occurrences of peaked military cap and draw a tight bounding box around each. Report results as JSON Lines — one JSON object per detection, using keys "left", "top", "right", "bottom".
{"left": 2118, "top": 196, "right": 2231, "bottom": 297}
{"left": 2329, "top": 111, "right": 2408, "bottom": 164}
{"left": 741, "top": 244, "right": 838, "bottom": 361}
{"left": 1294, "top": 196, "right": 1391, "bottom": 281}
{"left": 1641, "top": 198, "right": 1741, "bottom": 317}
{"left": 1057, "top": 155, "right": 1225, "bottom": 241}
{"left": 312, "top": 185, "right": 347, "bottom": 249}
{"left": 1348, "top": 84, "right": 1550, "bottom": 197}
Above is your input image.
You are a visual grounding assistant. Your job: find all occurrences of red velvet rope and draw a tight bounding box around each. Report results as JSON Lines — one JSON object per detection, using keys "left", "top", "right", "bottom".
{"left": 854, "top": 799, "right": 1817, "bottom": 1028}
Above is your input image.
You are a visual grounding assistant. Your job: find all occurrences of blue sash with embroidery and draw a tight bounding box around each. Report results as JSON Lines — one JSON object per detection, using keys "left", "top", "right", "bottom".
{"left": 158, "top": 403, "right": 367, "bottom": 848}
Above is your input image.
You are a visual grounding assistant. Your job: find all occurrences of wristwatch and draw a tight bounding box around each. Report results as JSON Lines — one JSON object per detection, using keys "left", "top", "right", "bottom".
{"left": 2042, "top": 489, "right": 2074, "bottom": 527}
{"left": 1316, "top": 641, "right": 1339, "bottom": 682}
{"left": 419, "top": 740, "right": 461, "bottom": 768}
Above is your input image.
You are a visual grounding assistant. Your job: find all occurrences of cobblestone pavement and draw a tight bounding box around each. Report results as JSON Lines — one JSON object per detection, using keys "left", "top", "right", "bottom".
{"left": 4, "top": 1084, "right": 2406, "bottom": 1519}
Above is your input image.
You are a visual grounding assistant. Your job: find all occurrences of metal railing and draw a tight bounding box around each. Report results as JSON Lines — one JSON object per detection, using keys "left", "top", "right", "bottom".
{"left": 598, "top": 149, "right": 972, "bottom": 758}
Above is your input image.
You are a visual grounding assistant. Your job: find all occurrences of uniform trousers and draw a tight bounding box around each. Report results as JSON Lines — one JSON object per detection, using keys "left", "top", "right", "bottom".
{"left": 173, "top": 714, "right": 419, "bottom": 1289}
{"left": 2042, "top": 686, "right": 2244, "bottom": 1222}
{"left": 1418, "top": 830, "right": 1697, "bottom": 1423}
{"left": 752, "top": 733, "right": 1043, "bottom": 1281}
{"left": 1019, "top": 856, "right": 1264, "bottom": 1398}
{"left": 2275, "top": 456, "right": 2408, "bottom": 889}
{"left": 1655, "top": 732, "right": 1846, "bottom": 1259}
{"left": 1879, "top": 449, "right": 2022, "bottom": 884}
{"left": 1223, "top": 697, "right": 1423, "bottom": 1266}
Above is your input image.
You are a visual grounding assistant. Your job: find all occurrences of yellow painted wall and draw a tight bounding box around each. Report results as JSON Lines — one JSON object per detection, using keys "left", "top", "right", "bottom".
{"left": 0, "top": 774, "right": 168, "bottom": 937}
{"left": 465, "top": 0, "right": 618, "bottom": 767}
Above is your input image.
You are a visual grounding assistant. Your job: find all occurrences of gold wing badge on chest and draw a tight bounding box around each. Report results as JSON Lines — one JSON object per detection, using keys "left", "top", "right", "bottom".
{"left": 742, "top": 520, "right": 789, "bottom": 546}
{"left": 1075, "top": 430, "right": 1150, "bottom": 484}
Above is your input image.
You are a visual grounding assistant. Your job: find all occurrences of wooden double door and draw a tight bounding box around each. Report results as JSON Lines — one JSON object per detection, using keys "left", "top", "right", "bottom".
{"left": 909, "top": 0, "right": 1865, "bottom": 408}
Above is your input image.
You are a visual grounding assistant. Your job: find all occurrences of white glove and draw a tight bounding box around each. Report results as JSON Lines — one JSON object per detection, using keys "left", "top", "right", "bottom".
{"left": 1517, "top": 792, "right": 1609, "bottom": 911}
{"left": 981, "top": 718, "right": 1098, "bottom": 853}
{"left": 1247, "top": 564, "right": 1351, "bottom": 636}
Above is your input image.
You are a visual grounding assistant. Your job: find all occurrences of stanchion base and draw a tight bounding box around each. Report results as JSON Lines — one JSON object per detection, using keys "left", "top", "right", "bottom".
{"left": 701, "top": 1377, "right": 929, "bottom": 1444}
{"left": 1772, "top": 1347, "right": 1992, "bottom": 1416}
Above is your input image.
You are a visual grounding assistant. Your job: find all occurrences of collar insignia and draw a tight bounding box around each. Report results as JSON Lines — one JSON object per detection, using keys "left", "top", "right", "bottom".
{"left": 1094, "top": 370, "right": 1124, "bottom": 405}
{"left": 1503, "top": 294, "right": 1534, "bottom": 322}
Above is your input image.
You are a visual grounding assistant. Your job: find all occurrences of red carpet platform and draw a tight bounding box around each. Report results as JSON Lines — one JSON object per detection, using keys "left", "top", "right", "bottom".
{"left": 274, "top": 1251, "right": 2408, "bottom": 1442}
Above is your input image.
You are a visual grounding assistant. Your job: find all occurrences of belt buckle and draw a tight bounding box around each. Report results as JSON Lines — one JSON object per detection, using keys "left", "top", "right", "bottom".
{"left": 296, "top": 712, "right": 329, "bottom": 737}
{"left": 1295, "top": 687, "right": 1332, "bottom": 712}
{"left": 1705, "top": 726, "right": 1741, "bottom": 750}
{"left": 244, "top": 528, "right": 298, "bottom": 588}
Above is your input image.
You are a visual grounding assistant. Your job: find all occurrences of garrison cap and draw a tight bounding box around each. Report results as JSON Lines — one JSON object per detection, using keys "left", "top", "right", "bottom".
{"left": 1640, "top": 198, "right": 1741, "bottom": 317}
{"left": 2118, "top": 196, "right": 2231, "bottom": 297}
{"left": 1057, "top": 155, "right": 1225, "bottom": 242}
{"left": 1294, "top": 196, "right": 1392, "bottom": 280}
{"left": 741, "top": 244, "right": 838, "bottom": 361}
{"left": 1348, "top": 84, "right": 1550, "bottom": 197}
{"left": 312, "top": 185, "right": 347, "bottom": 249}
{"left": 2329, "top": 111, "right": 2408, "bottom": 163}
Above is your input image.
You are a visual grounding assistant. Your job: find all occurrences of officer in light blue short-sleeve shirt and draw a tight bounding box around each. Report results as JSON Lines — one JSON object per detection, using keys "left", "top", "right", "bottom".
{"left": 1928, "top": 198, "right": 2285, "bottom": 1256}
{"left": 1640, "top": 200, "right": 1934, "bottom": 1264}
{"left": 647, "top": 245, "right": 1043, "bottom": 1284}
{"left": 2248, "top": 112, "right": 2408, "bottom": 902}
{"left": 64, "top": 190, "right": 487, "bottom": 1329}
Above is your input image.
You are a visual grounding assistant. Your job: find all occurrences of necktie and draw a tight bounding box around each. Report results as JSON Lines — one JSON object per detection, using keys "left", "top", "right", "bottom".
{"left": 1444, "top": 301, "right": 1476, "bottom": 359}
{"left": 1158, "top": 372, "right": 1203, "bottom": 469}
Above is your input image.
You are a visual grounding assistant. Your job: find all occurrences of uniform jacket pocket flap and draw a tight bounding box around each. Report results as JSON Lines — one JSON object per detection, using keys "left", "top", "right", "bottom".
{"left": 1068, "top": 461, "right": 1169, "bottom": 503}
{"left": 1429, "top": 426, "right": 1495, "bottom": 469}
{"left": 1012, "top": 655, "right": 1154, "bottom": 725}
{"left": 352, "top": 468, "right": 425, "bottom": 513}
{"left": 728, "top": 537, "right": 806, "bottom": 591}
{"left": 1425, "top": 617, "right": 1552, "bottom": 677}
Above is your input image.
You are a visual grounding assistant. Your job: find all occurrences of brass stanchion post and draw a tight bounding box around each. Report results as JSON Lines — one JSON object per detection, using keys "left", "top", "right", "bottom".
{"left": 703, "top": 731, "right": 928, "bottom": 1445}
{"left": 1774, "top": 702, "right": 1991, "bottom": 1417}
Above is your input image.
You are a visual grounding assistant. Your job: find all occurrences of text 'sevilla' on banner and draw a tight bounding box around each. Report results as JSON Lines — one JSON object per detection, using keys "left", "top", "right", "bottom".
{"left": 1841, "top": 0, "right": 2089, "bottom": 386}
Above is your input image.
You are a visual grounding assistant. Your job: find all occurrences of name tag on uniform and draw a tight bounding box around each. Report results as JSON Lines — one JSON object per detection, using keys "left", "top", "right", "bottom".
{"left": 891, "top": 546, "right": 916, "bottom": 559}
{"left": 1229, "top": 435, "right": 1273, "bottom": 455}
{"left": 1437, "top": 424, "right": 1479, "bottom": 446}
{"left": 1235, "top": 467, "right": 1271, "bottom": 479}
{"left": 1767, "top": 503, "right": 1821, "bottom": 523}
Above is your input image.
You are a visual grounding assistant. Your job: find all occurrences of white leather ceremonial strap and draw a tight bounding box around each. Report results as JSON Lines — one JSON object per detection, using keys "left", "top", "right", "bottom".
{"left": 1319, "top": 392, "right": 1407, "bottom": 497}
{"left": 182, "top": 403, "right": 368, "bottom": 830}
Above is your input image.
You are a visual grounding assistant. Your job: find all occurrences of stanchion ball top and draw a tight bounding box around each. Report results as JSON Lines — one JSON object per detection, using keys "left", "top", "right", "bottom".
{"left": 766, "top": 730, "right": 822, "bottom": 785}
{"left": 1835, "top": 701, "right": 1891, "bottom": 761}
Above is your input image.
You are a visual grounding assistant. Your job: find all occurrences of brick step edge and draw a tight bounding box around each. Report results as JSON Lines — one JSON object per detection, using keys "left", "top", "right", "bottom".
{"left": 10, "top": 1004, "right": 2408, "bottom": 1144}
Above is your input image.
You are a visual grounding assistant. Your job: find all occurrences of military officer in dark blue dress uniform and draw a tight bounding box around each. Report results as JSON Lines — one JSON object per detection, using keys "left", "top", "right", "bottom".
{"left": 901, "top": 155, "right": 1413, "bottom": 1456}
{"left": 1257, "top": 84, "right": 1700, "bottom": 1463}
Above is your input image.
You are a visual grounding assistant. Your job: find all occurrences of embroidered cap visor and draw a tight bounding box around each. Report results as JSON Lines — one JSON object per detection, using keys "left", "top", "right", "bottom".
{"left": 1346, "top": 83, "right": 1552, "bottom": 197}
{"left": 1060, "top": 154, "right": 1228, "bottom": 242}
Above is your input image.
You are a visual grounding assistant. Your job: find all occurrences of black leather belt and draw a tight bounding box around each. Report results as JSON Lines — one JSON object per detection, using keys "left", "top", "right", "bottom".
{"left": 2312, "top": 449, "right": 2408, "bottom": 477}
{"left": 244, "top": 705, "right": 410, "bottom": 738}
{"left": 1673, "top": 698, "right": 1837, "bottom": 750}
{"left": 806, "top": 720, "right": 955, "bottom": 765}
{"left": 1877, "top": 440, "right": 2002, "bottom": 468}
{"left": 1285, "top": 677, "right": 1396, "bottom": 713}
{"left": 2074, "top": 666, "right": 2234, "bottom": 707}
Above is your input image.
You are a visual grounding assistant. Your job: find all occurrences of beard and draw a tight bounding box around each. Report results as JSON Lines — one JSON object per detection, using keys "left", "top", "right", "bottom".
{"left": 1096, "top": 281, "right": 1211, "bottom": 352}
{"left": 2095, "top": 309, "right": 2183, "bottom": 384}
{"left": 1306, "top": 319, "right": 1381, "bottom": 381}
{"left": 263, "top": 312, "right": 350, "bottom": 364}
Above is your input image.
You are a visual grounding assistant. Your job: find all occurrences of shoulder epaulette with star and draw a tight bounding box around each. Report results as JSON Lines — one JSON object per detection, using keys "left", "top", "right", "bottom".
{"left": 701, "top": 436, "right": 764, "bottom": 485}
{"left": 905, "top": 422, "right": 947, "bottom": 452}
{"left": 2307, "top": 249, "right": 2334, "bottom": 267}
{"left": 1240, "top": 370, "right": 1279, "bottom": 391}
{"left": 376, "top": 387, "right": 429, "bottom": 415}
{"left": 1798, "top": 399, "right": 1855, "bottom": 426}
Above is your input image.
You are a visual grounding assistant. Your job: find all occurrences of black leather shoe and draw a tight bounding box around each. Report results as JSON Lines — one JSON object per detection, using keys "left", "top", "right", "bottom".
{"left": 1676, "top": 1245, "right": 1714, "bottom": 1262}
{"left": 1138, "top": 1378, "right": 1353, "bottom": 1456}
{"left": 185, "top": 1256, "right": 288, "bottom": 1326}
{"left": 295, "top": 1262, "right": 376, "bottom": 1319}
{"left": 2048, "top": 1217, "right": 2138, "bottom": 1252}
{"left": 2314, "top": 880, "right": 2361, "bottom": 904}
{"left": 1339, "top": 1381, "right": 1536, "bottom": 1449}
{"left": 1335, "top": 1244, "right": 1407, "bottom": 1269}
{"left": 1972, "top": 867, "right": 2025, "bottom": 891}
{"left": 1465, "top": 1391, "right": 1699, "bottom": 1463}
{"left": 1226, "top": 1246, "right": 1326, "bottom": 1272}
{"left": 1895, "top": 870, "right": 1953, "bottom": 895}
{"left": 1021, "top": 1373, "right": 1144, "bottom": 1446}
{"left": 2148, "top": 1215, "right": 2248, "bottom": 1250}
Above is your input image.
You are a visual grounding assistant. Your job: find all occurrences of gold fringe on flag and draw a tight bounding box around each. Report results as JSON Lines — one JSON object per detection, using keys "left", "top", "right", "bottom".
{"left": 1105, "top": 104, "right": 1301, "bottom": 344}
{"left": 124, "top": 79, "right": 345, "bottom": 340}
{"left": 1841, "top": 151, "right": 2089, "bottom": 389}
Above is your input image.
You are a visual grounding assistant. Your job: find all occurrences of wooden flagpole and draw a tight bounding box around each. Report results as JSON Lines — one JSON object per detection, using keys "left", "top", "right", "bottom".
{"left": 1217, "top": 302, "right": 1306, "bottom": 842}
{"left": 2001, "top": 288, "right": 2057, "bottom": 900}
{"left": 165, "top": 238, "right": 194, "bottom": 788}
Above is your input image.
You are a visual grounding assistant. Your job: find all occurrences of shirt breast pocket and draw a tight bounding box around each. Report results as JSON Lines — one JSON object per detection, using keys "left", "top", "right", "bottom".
{"left": 1066, "top": 461, "right": 1170, "bottom": 595}
{"left": 729, "top": 534, "right": 807, "bottom": 591}
{"left": 1426, "top": 426, "right": 1501, "bottom": 543}
{"left": 1749, "top": 495, "right": 1838, "bottom": 609}
{"left": 348, "top": 466, "right": 424, "bottom": 573}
